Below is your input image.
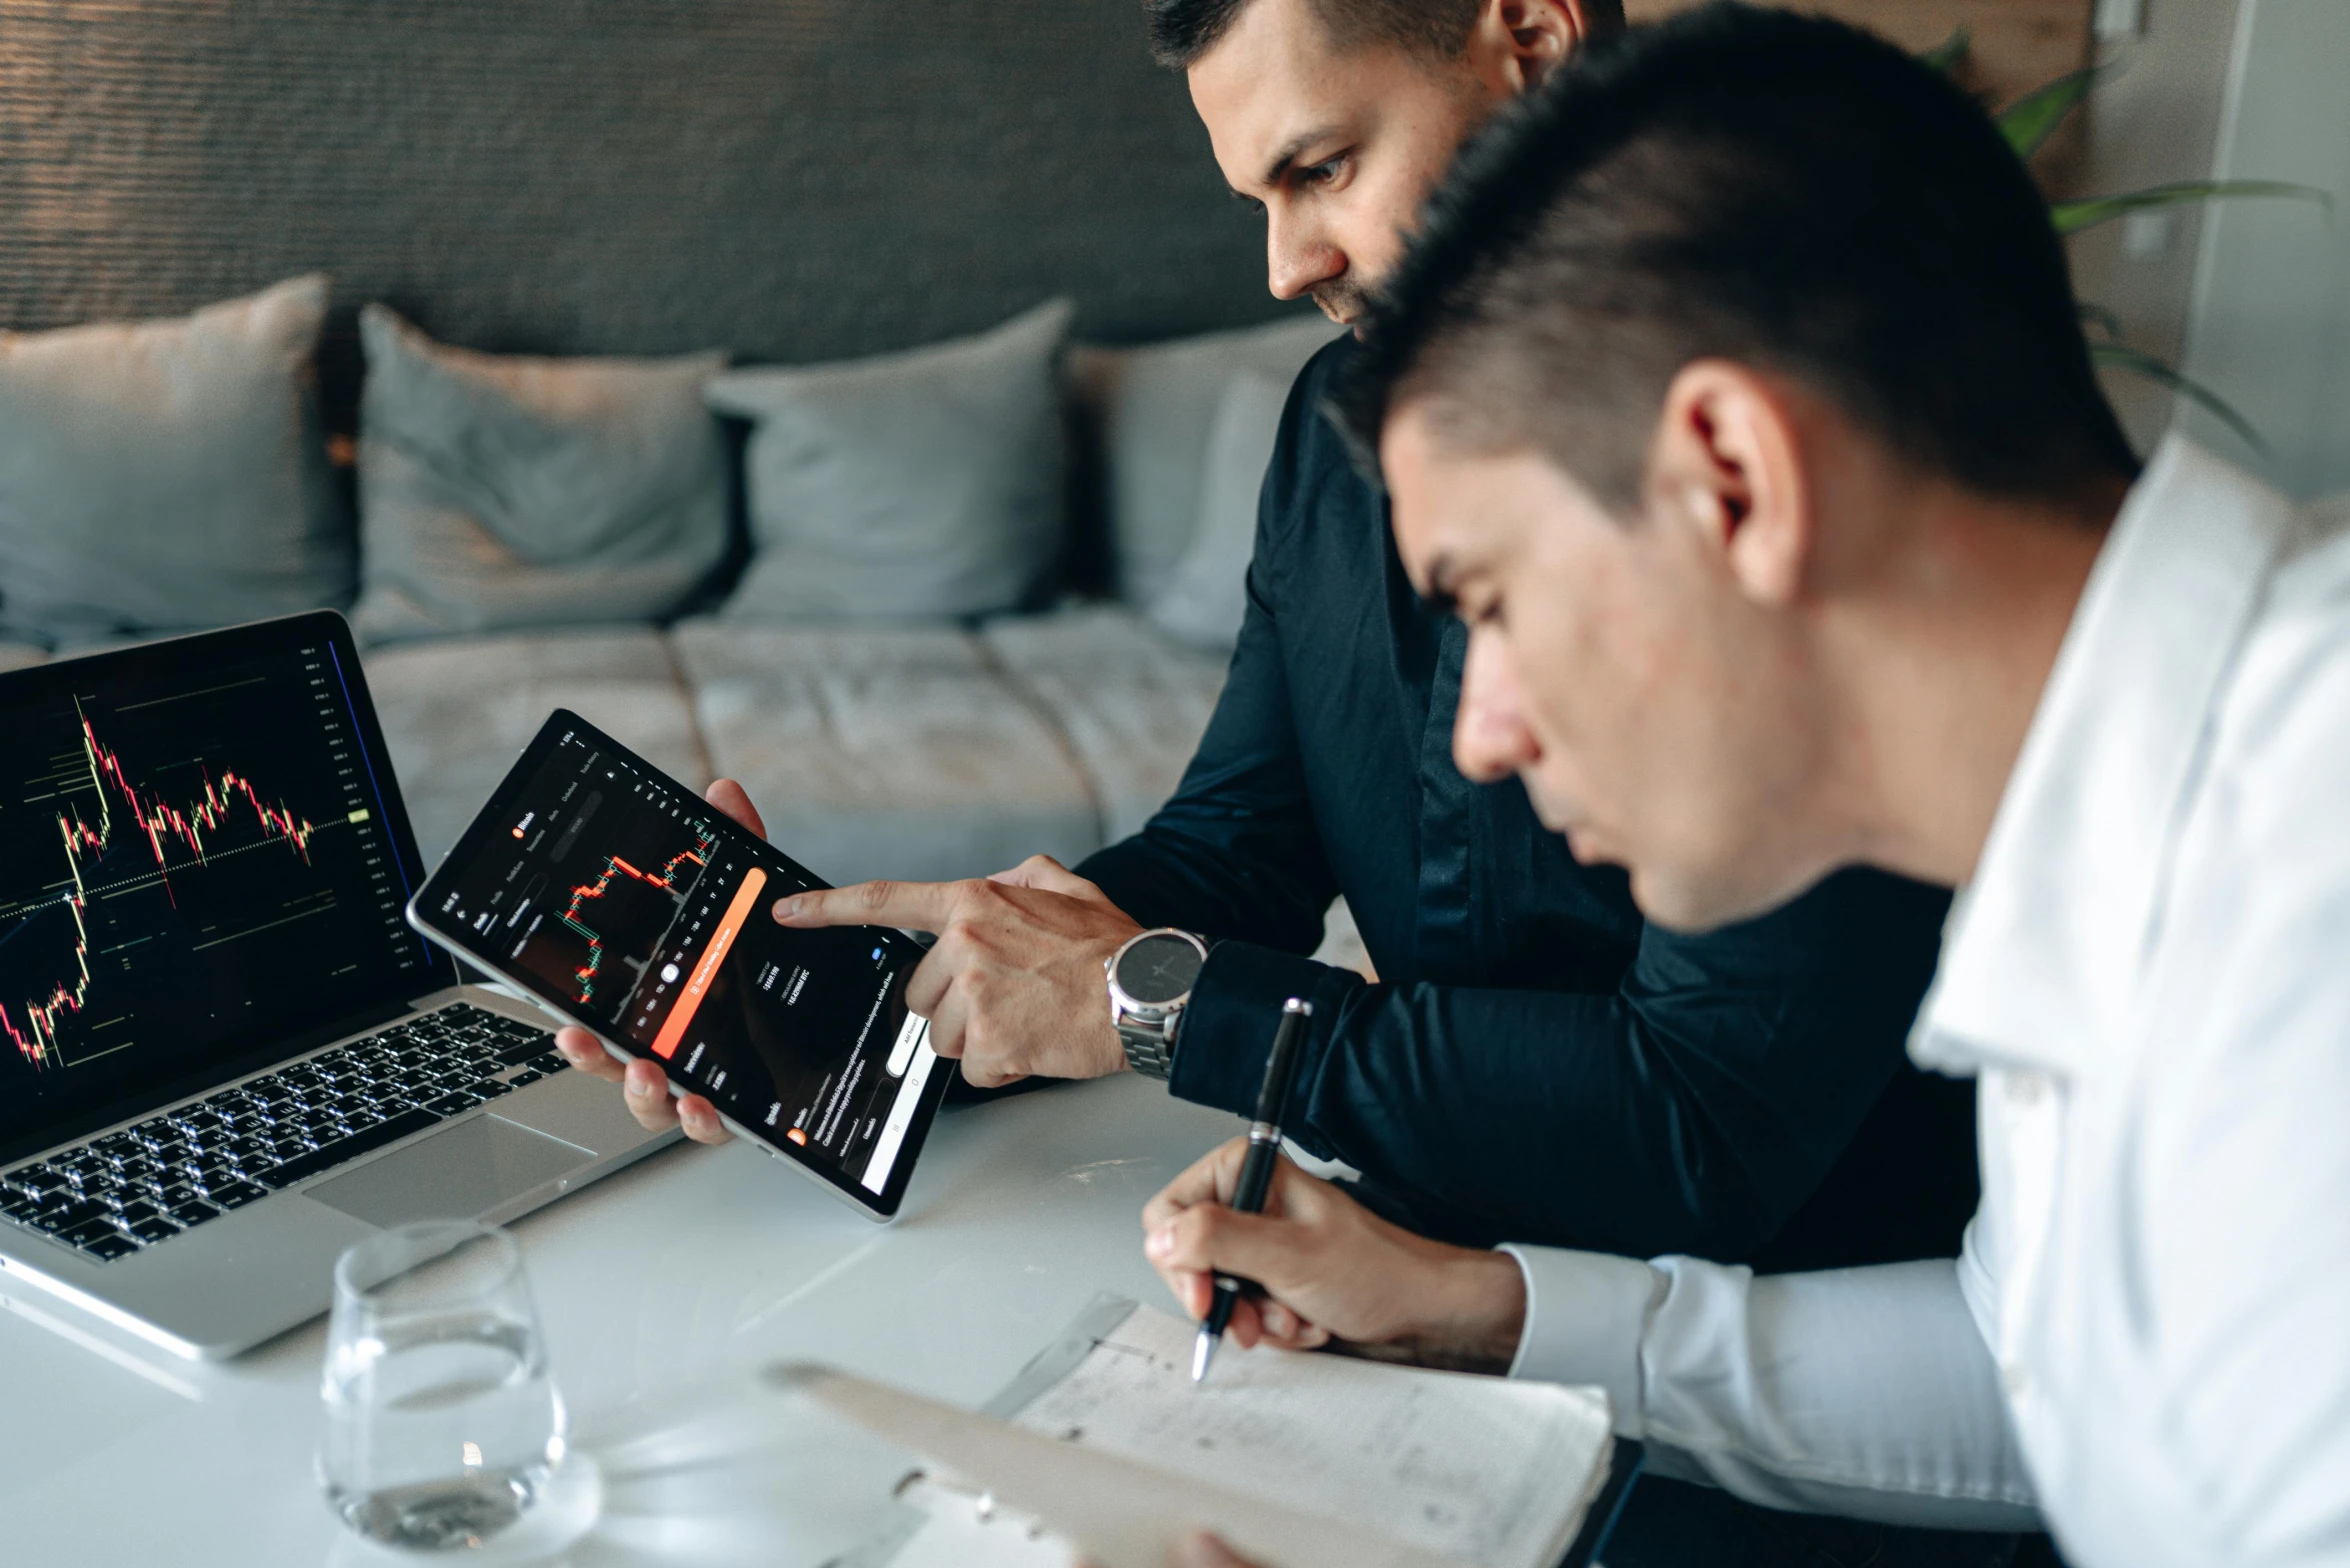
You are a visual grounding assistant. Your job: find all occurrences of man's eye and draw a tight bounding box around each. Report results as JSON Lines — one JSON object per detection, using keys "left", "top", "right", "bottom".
{"left": 1300, "top": 157, "right": 1346, "bottom": 188}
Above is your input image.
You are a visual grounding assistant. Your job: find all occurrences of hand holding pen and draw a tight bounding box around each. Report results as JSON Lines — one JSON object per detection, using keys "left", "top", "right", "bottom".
{"left": 1143, "top": 1013, "right": 1536, "bottom": 1378}
{"left": 1190, "top": 997, "right": 1312, "bottom": 1383}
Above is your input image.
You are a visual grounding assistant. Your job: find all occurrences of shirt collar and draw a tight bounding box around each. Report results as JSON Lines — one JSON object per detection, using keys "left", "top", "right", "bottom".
{"left": 1910, "top": 438, "right": 2299, "bottom": 1080}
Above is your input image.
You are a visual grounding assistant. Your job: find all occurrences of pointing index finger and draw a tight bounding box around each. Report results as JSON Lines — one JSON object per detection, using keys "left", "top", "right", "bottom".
{"left": 773, "top": 878, "right": 964, "bottom": 934}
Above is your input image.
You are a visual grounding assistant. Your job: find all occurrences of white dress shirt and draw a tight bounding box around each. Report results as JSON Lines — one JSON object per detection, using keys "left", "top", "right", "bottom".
{"left": 1501, "top": 438, "right": 2350, "bottom": 1564}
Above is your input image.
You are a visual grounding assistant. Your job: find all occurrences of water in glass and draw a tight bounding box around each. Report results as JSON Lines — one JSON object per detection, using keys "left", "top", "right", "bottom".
{"left": 321, "top": 1221, "right": 566, "bottom": 1551}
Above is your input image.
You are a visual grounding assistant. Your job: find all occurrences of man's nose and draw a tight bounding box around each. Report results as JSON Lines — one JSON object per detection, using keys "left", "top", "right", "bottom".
{"left": 1454, "top": 635, "right": 1541, "bottom": 783}
{"left": 1266, "top": 212, "right": 1345, "bottom": 301}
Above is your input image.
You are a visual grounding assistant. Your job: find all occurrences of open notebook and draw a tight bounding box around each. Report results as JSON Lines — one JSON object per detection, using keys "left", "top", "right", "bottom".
{"left": 786, "top": 1296, "right": 1633, "bottom": 1568}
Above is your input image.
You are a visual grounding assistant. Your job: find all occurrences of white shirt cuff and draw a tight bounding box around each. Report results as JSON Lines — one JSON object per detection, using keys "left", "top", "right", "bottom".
{"left": 1499, "top": 1242, "right": 1663, "bottom": 1434}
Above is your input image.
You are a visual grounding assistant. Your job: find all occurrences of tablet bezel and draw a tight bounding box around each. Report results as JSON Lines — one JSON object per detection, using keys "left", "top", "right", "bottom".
{"left": 403, "top": 708, "right": 951, "bottom": 1222}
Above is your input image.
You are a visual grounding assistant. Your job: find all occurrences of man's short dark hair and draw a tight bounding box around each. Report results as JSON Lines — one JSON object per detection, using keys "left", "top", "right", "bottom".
{"left": 1145, "top": 0, "right": 1482, "bottom": 69}
{"left": 1343, "top": 3, "right": 2139, "bottom": 512}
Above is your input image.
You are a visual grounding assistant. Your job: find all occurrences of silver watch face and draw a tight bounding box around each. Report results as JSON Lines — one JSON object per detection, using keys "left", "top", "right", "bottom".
{"left": 1114, "top": 931, "right": 1205, "bottom": 1009}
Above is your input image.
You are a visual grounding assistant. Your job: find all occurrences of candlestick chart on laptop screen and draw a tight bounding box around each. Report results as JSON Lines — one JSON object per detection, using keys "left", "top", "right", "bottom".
{"left": 0, "top": 625, "right": 436, "bottom": 1153}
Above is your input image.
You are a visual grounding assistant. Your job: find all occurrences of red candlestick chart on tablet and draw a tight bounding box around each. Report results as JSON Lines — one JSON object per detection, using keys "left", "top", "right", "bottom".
{"left": 554, "top": 835, "right": 714, "bottom": 1006}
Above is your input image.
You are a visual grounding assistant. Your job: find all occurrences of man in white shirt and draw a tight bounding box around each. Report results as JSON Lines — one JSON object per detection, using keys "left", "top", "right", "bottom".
{"left": 1144, "top": 9, "right": 2350, "bottom": 1566}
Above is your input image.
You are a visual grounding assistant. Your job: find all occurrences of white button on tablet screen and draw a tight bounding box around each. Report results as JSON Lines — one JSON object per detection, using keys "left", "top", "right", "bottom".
{"left": 863, "top": 1042, "right": 936, "bottom": 1194}
{"left": 887, "top": 1010, "right": 928, "bottom": 1077}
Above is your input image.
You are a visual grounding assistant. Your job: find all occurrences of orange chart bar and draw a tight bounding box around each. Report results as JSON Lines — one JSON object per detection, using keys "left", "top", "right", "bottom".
{"left": 650, "top": 865, "right": 766, "bottom": 1061}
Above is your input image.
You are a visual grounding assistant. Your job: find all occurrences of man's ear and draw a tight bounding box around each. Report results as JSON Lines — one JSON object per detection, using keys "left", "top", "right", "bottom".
{"left": 1467, "top": 0, "right": 1589, "bottom": 96}
{"left": 1647, "top": 360, "right": 1813, "bottom": 607}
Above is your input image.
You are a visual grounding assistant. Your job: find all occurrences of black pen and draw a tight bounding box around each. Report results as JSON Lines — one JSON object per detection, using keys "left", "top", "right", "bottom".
{"left": 1192, "top": 995, "right": 1314, "bottom": 1384}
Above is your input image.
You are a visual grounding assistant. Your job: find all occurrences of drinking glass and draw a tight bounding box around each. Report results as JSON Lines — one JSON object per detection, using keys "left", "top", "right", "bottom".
{"left": 320, "top": 1221, "right": 567, "bottom": 1552}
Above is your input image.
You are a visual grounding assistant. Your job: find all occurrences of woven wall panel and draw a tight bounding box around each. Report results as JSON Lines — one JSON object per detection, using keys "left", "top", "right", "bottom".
{"left": 0, "top": 0, "right": 1287, "bottom": 419}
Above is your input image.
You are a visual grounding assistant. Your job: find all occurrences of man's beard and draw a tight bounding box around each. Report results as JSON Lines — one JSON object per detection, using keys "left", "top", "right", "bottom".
{"left": 1310, "top": 277, "right": 1375, "bottom": 325}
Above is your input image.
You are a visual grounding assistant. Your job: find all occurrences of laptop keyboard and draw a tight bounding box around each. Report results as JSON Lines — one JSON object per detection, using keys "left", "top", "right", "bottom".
{"left": 0, "top": 1003, "right": 570, "bottom": 1265}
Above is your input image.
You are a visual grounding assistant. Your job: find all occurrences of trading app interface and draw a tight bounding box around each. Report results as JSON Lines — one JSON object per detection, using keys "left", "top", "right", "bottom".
{"left": 430, "top": 731, "right": 937, "bottom": 1196}
{"left": 0, "top": 635, "right": 432, "bottom": 1151}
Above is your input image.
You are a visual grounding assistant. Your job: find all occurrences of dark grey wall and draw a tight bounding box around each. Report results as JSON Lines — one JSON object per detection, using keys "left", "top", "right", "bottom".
{"left": 0, "top": 0, "right": 1292, "bottom": 420}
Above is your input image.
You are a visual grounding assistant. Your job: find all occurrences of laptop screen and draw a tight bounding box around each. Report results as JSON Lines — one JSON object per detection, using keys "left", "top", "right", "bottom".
{"left": 0, "top": 613, "right": 454, "bottom": 1163}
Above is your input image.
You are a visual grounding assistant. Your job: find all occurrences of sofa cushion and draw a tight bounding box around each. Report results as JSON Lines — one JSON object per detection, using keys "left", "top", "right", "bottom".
{"left": 980, "top": 605, "right": 1228, "bottom": 844}
{"left": 351, "top": 306, "right": 729, "bottom": 644}
{"left": 0, "top": 275, "right": 350, "bottom": 646}
{"left": 1069, "top": 315, "right": 1337, "bottom": 604}
{"left": 669, "top": 618, "right": 1099, "bottom": 885}
{"left": 1147, "top": 369, "right": 1292, "bottom": 651}
{"left": 708, "top": 300, "right": 1072, "bottom": 624}
{"left": 363, "top": 628, "right": 709, "bottom": 868}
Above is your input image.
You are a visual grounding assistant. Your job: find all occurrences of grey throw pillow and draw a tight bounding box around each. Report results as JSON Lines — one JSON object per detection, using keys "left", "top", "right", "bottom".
{"left": 1069, "top": 314, "right": 1339, "bottom": 603}
{"left": 0, "top": 275, "right": 351, "bottom": 645}
{"left": 1149, "top": 370, "right": 1292, "bottom": 651}
{"left": 707, "top": 299, "right": 1073, "bottom": 622}
{"left": 351, "top": 305, "right": 728, "bottom": 643}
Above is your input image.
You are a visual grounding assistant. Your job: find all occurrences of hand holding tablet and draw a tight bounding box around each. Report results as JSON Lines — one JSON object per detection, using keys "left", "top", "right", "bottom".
{"left": 553, "top": 779, "right": 766, "bottom": 1147}
{"left": 406, "top": 712, "right": 952, "bottom": 1221}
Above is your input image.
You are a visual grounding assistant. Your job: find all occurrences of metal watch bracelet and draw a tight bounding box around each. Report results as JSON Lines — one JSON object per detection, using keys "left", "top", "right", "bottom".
{"left": 1116, "top": 1014, "right": 1180, "bottom": 1080}
{"left": 1106, "top": 928, "right": 1209, "bottom": 1081}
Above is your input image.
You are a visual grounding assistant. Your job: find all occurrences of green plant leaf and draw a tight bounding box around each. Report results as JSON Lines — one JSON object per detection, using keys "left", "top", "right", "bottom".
{"left": 2090, "top": 342, "right": 2267, "bottom": 455}
{"left": 1918, "top": 26, "right": 1971, "bottom": 75}
{"left": 2053, "top": 179, "right": 2331, "bottom": 235}
{"left": 1997, "top": 66, "right": 2103, "bottom": 160}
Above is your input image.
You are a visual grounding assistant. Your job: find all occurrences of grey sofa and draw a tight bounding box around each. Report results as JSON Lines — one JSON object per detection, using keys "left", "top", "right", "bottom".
{"left": 361, "top": 606, "right": 1228, "bottom": 883}
{"left": 0, "top": 316, "right": 1374, "bottom": 969}
{"left": 0, "top": 604, "right": 1236, "bottom": 900}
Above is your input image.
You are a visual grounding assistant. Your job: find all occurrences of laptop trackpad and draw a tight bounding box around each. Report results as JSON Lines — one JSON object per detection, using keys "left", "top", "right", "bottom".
{"left": 305, "top": 1116, "right": 595, "bottom": 1229}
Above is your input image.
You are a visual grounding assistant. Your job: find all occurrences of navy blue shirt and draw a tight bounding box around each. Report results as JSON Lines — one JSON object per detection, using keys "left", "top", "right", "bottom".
{"left": 1080, "top": 337, "right": 1972, "bottom": 1264}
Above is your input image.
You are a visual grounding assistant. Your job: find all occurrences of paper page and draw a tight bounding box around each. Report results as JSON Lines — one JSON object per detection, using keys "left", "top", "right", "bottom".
{"left": 880, "top": 1478, "right": 1080, "bottom": 1568}
{"left": 777, "top": 1362, "right": 1468, "bottom": 1568}
{"left": 1005, "top": 1305, "right": 1612, "bottom": 1568}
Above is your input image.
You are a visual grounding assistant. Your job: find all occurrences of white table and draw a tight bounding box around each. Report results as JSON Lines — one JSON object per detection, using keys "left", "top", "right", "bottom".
{"left": 0, "top": 1075, "right": 1240, "bottom": 1567}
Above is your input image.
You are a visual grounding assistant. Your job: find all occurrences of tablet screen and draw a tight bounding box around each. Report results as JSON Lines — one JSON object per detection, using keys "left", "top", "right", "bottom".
{"left": 411, "top": 715, "right": 942, "bottom": 1213}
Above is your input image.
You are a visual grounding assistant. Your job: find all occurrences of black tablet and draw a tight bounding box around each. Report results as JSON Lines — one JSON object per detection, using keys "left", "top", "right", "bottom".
{"left": 405, "top": 710, "right": 948, "bottom": 1221}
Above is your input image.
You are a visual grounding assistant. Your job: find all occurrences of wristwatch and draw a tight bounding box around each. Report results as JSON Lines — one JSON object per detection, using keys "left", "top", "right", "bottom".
{"left": 1106, "top": 928, "right": 1210, "bottom": 1080}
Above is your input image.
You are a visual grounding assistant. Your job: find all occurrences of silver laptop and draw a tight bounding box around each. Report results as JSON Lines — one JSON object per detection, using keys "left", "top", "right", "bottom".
{"left": 0, "top": 612, "right": 674, "bottom": 1360}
